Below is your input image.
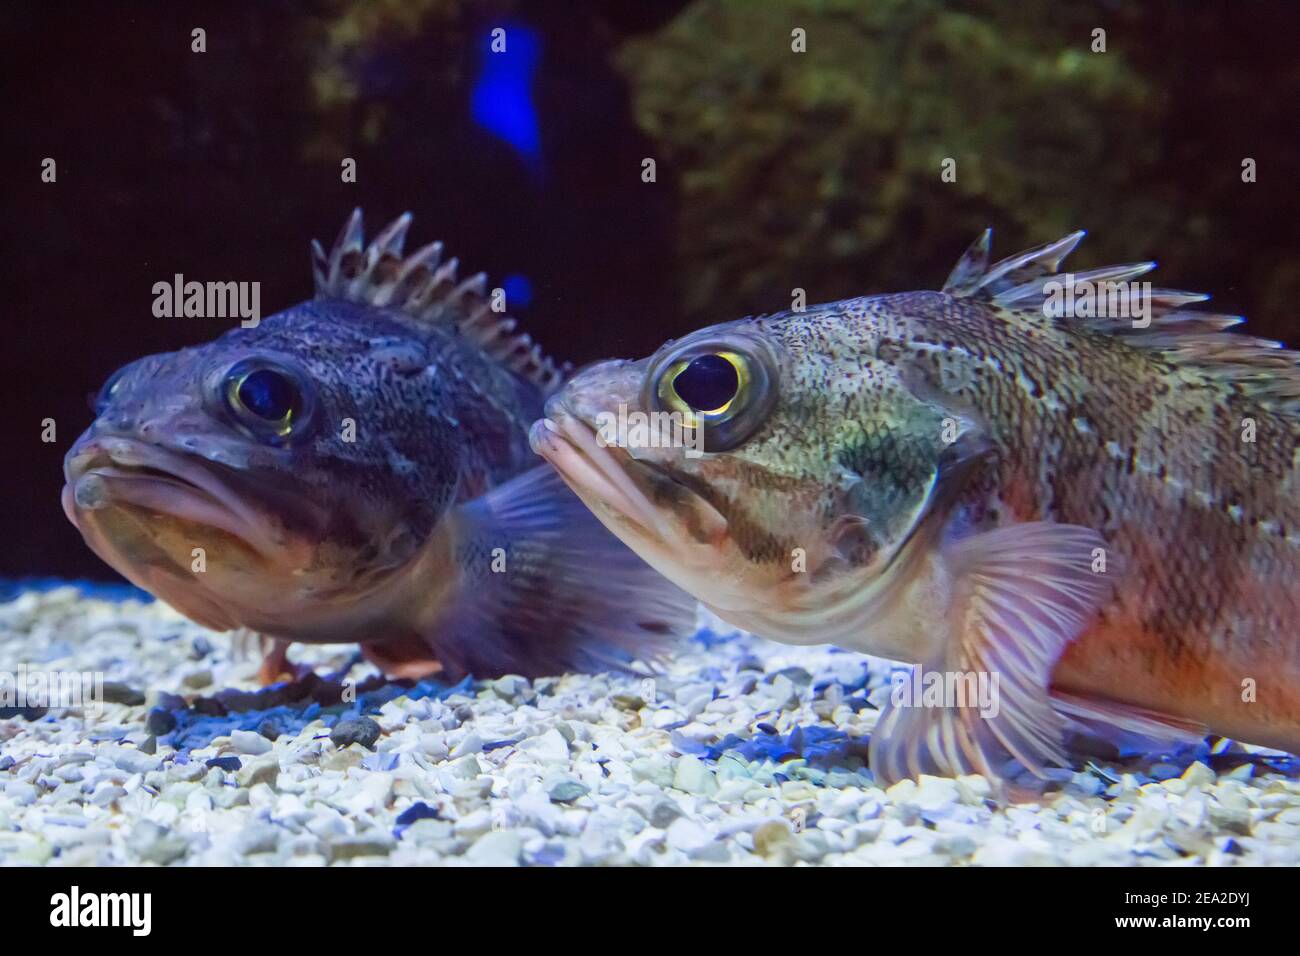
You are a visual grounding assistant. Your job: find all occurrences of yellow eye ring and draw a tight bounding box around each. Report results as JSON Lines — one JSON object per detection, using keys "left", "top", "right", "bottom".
{"left": 658, "top": 350, "right": 750, "bottom": 426}
{"left": 220, "top": 359, "right": 313, "bottom": 445}
{"left": 644, "top": 333, "right": 779, "bottom": 454}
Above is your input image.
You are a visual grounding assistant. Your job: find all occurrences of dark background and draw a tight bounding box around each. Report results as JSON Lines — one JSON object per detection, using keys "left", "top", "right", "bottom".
{"left": 3, "top": 0, "right": 1299, "bottom": 580}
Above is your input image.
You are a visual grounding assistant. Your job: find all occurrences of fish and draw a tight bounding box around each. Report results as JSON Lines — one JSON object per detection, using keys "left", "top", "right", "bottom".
{"left": 530, "top": 229, "right": 1300, "bottom": 784}
{"left": 63, "top": 210, "right": 693, "bottom": 684}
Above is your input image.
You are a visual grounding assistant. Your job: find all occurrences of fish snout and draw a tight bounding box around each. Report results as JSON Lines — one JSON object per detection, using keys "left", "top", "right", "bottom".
{"left": 64, "top": 431, "right": 161, "bottom": 486}
{"left": 546, "top": 358, "right": 647, "bottom": 425}
{"left": 62, "top": 427, "right": 125, "bottom": 494}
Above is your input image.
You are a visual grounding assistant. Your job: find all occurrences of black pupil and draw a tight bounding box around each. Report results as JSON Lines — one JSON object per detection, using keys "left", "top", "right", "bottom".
{"left": 238, "top": 369, "right": 296, "bottom": 421}
{"left": 674, "top": 354, "right": 739, "bottom": 411}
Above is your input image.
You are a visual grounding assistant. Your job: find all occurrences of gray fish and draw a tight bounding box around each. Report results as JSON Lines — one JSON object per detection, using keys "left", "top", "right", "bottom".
{"left": 63, "top": 210, "right": 692, "bottom": 683}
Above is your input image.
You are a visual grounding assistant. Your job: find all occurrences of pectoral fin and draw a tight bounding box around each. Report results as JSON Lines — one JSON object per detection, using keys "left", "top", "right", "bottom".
{"left": 428, "top": 465, "right": 696, "bottom": 680}
{"left": 870, "top": 522, "right": 1116, "bottom": 784}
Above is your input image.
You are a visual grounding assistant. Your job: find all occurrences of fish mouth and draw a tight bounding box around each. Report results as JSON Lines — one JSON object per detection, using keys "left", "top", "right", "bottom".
{"left": 529, "top": 407, "right": 729, "bottom": 558}
{"left": 531, "top": 407, "right": 856, "bottom": 636}
{"left": 529, "top": 412, "right": 673, "bottom": 540}
{"left": 62, "top": 436, "right": 308, "bottom": 558}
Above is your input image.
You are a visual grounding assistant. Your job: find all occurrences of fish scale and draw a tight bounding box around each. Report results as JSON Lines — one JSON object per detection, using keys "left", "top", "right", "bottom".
{"left": 535, "top": 229, "right": 1300, "bottom": 784}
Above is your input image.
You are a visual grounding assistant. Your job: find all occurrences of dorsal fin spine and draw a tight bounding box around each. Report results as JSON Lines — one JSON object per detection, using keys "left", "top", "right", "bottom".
{"left": 312, "top": 209, "right": 566, "bottom": 393}
{"left": 943, "top": 228, "right": 1300, "bottom": 416}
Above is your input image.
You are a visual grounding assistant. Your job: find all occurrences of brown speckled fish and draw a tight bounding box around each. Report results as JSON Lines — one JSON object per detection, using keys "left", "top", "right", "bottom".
{"left": 63, "top": 211, "right": 692, "bottom": 684}
{"left": 532, "top": 230, "right": 1300, "bottom": 783}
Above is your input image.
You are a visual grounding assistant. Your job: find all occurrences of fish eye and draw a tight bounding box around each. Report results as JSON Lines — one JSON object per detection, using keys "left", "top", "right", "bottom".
{"left": 222, "top": 359, "right": 313, "bottom": 444}
{"left": 648, "top": 337, "right": 778, "bottom": 452}
{"left": 91, "top": 364, "right": 133, "bottom": 415}
{"left": 670, "top": 353, "right": 741, "bottom": 414}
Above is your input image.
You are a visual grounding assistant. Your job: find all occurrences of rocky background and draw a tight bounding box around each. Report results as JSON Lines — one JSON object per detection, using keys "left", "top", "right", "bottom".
{"left": 4, "top": 0, "right": 1298, "bottom": 577}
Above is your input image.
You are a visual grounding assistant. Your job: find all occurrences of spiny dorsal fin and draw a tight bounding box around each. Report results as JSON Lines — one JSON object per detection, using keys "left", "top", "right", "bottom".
{"left": 311, "top": 209, "right": 569, "bottom": 393}
{"left": 942, "top": 229, "right": 1300, "bottom": 416}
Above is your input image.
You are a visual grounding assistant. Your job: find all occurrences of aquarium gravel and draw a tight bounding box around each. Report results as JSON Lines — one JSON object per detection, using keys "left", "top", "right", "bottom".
{"left": 2, "top": 586, "right": 1298, "bottom": 867}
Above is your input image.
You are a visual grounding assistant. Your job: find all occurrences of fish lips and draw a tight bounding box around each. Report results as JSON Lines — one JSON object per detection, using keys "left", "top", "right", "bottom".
{"left": 63, "top": 434, "right": 328, "bottom": 559}
{"left": 529, "top": 403, "right": 730, "bottom": 558}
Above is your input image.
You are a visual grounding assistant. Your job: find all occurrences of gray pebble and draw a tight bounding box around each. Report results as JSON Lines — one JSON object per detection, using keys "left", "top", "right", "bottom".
{"left": 234, "top": 823, "right": 282, "bottom": 856}
{"left": 548, "top": 781, "right": 590, "bottom": 803}
{"left": 144, "top": 708, "right": 177, "bottom": 736}
{"left": 235, "top": 758, "right": 279, "bottom": 788}
{"left": 650, "top": 799, "right": 685, "bottom": 828}
{"left": 488, "top": 675, "right": 532, "bottom": 702}
{"left": 230, "top": 729, "right": 273, "bottom": 755}
{"left": 181, "top": 669, "right": 213, "bottom": 690}
{"left": 126, "top": 821, "right": 188, "bottom": 865}
{"left": 6, "top": 781, "right": 39, "bottom": 805}
{"left": 113, "top": 748, "right": 162, "bottom": 775}
{"left": 100, "top": 681, "right": 146, "bottom": 706}
{"left": 327, "top": 834, "right": 395, "bottom": 861}
{"left": 767, "top": 666, "right": 813, "bottom": 686}
{"left": 330, "top": 716, "right": 381, "bottom": 750}
{"left": 466, "top": 830, "right": 522, "bottom": 866}
{"left": 665, "top": 817, "right": 714, "bottom": 855}
{"left": 91, "top": 784, "right": 127, "bottom": 807}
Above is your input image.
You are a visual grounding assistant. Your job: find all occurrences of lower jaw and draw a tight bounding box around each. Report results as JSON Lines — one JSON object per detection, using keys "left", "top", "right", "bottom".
{"left": 65, "top": 498, "right": 261, "bottom": 632}
{"left": 531, "top": 416, "right": 683, "bottom": 542}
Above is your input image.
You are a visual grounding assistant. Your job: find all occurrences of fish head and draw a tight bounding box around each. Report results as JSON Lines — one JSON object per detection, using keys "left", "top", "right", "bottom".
{"left": 531, "top": 304, "right": 958, "bottom": 639}
{"left": 63, "top": 303, "right": 468, "bottom": 638}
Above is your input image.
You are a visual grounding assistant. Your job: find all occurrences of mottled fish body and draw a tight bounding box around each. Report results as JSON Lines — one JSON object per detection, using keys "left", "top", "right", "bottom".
{"left": 533, "top": 230, "right": 1300, "bottom": 783}
{"left": 65, "top": 211, "right": 691, "bottom": 682}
